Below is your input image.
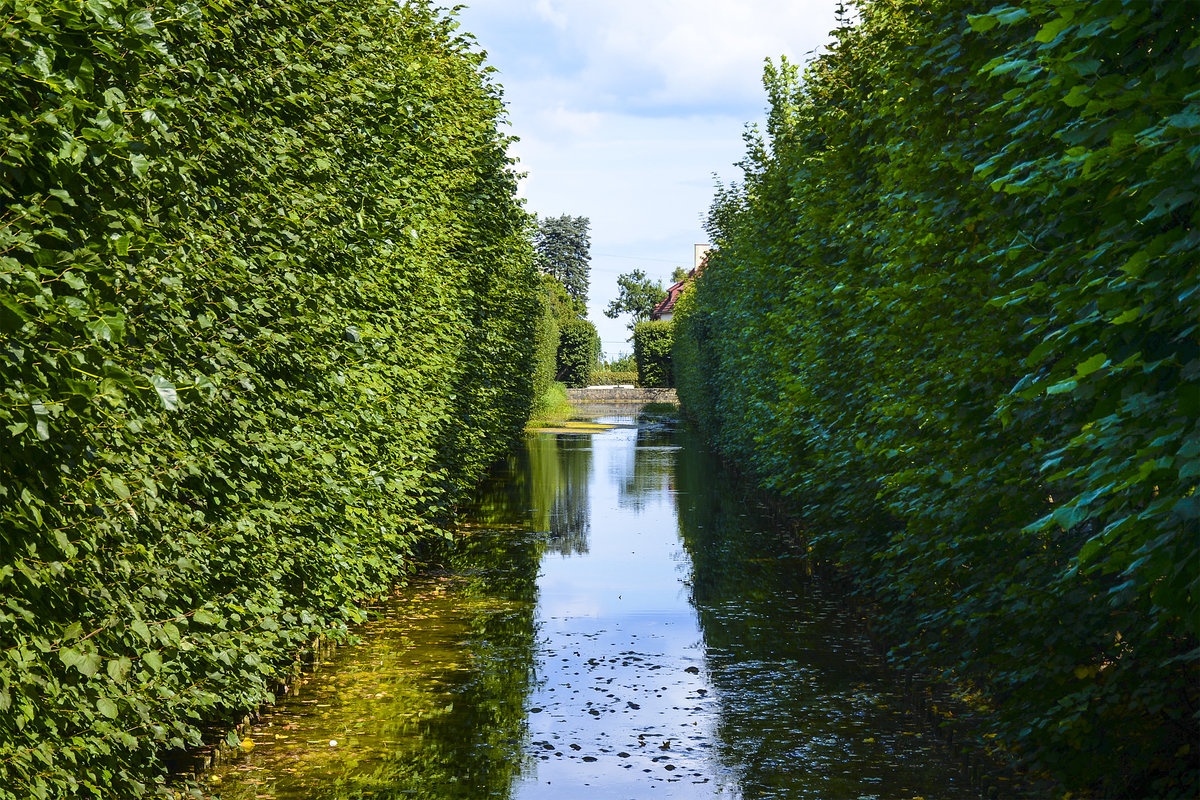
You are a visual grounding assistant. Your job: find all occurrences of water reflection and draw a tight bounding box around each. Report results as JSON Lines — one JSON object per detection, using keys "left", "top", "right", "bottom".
{"left": 205, "top": 532, "right": 539, "bottom": 800}
{"left": 675, "top": 431, "right": 977, "bottom": 799}
{"left": 208, "top": 411, "right": 983, "bottom": 800}
{"left": 474, "top": 433, "right": 592, "bottom": 556}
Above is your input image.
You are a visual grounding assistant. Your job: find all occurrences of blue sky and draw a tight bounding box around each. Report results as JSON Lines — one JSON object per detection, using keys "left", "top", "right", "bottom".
{"left": 454, "top": 1, "right": 841, "bottom": 358}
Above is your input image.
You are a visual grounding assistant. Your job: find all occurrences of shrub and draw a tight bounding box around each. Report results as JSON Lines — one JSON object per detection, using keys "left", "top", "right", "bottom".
{"left": 633, "top": 320, "right": 674, "bottom": 388}
{"left": 531, "top": 287, "right": 561, "bottom": 403}
{"left": 0, "top": 2, "right": 535, "bottom": 797}
{"left": 591, "top": 371, "right": 637, "bottom": 385}
{"left": 556, "top": 318, "right": 599, "bottom": 388}
{"left": 675, "top": 1, "right": 1199, "bottom": 795}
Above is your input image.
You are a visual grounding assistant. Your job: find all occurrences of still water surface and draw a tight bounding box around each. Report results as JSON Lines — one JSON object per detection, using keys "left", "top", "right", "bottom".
{"left": 207, "top": 411, "right": 975, "bottom": 799}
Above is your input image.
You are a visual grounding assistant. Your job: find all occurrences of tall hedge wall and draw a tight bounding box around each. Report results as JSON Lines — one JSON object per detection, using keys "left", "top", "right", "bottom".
{"left": 675, "top": 1, "right": 1198, "bottom": 796}
{"left": 556, "top": 318, "right": 598, "bottom": 388}
{"left": 633, "top": 320, "right": 673, "bottom": 389}
{"left": 0, "top": 2, "right": 537, "bottom": 797}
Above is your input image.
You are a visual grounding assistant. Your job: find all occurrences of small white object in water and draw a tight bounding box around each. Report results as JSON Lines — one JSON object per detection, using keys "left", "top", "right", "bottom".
{"left": 329, "top": 739, "right": 338, "bottom": 747}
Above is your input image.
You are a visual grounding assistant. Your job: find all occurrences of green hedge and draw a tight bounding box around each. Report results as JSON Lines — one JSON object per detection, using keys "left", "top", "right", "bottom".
{"left": 0, "top": 2, "right": 536, "bottom": 797}
{"left": 556, "top": 318, "right": 598, "bottom": 388}
{"left": 531, "top": 284, "right": 561, "bottom": 405}
{"left": 633, "top": 320, "right": 673, "bottom": 388}
{"left": 591, "top": 371, "right": 637, "bottom": 386}
{"left": 675, "top": 1, "right": 1197, "bottom": 796}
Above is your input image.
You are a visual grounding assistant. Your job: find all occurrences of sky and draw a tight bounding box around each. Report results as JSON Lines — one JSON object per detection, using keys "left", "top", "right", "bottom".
{"left": 453, "top": 0, "right": 843, "bottom": 359}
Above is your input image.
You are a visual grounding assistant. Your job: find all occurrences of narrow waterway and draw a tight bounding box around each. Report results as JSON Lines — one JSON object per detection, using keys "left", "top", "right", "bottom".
{"left": 206, "top": 409, "right": 981, "bottom": 799}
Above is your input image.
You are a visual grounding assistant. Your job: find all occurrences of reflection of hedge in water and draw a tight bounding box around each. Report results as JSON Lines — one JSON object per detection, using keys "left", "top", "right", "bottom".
{"left": 214, "top": 531, "right": 541, "bottom": 800}
{"left": 0, "top": 2, "right": 536, "bottom": 796}
{"left": 618, "top": 422, "right": 678, "bottom": 511}
{"left": 674, "top": 1, "right": 1198, "bottom": 795}
{"left": 673, "top": 430, "right": 990, "bottom": 799}
{"left": 465, "top": 434, "right": 591, "bottom": 556}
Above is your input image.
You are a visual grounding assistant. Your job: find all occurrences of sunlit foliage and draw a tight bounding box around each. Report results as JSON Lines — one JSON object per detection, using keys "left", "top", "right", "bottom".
{"left": 0, "top": 1, "right": 536, "bottom": 796}
{"left": 674, "top": 1, "right": 1198, "bottom": 795}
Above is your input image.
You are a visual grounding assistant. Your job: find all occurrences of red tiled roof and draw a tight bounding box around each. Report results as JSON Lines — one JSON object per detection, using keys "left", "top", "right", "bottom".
{"left": 649, "top": 256, "right": 706, "bottom": 320}
{"left": 650, "top": 279, "right": 687, "bottom": 319}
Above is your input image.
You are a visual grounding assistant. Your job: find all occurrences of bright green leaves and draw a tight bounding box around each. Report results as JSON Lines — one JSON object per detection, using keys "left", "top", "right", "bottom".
{"left": 0, "top": 0, "right": 535, "bottom": 797}
{"left": 106, "top": 656, "right": 133, "bottom": 684}
{"left": 1073, "top": 353, "right": 1107, "bottom": 378}
{"left": 60, "top": 647, "right": 102, "bottom": 678}
{"left": 1034, "top": 14, "right": 1074, "bottom": 45}
{"left": 129, "top": 153, "right": 151, "bottom": 179}
{"left": 149, "top": 375, "right": 178, "bottom": 410}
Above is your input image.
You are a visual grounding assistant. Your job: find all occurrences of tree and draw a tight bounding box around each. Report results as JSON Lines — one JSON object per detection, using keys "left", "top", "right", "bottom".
{"left": 534, "top": 215, "right": 591, "bottom": 311}
{"left": 671, "top": 266, "right": 690, "bottom": 283}
{"left": 542, "top": 273, "right": 583, "bottom": 324}
{"left": 604, "top": 269, "right": 666, "bottom": 331}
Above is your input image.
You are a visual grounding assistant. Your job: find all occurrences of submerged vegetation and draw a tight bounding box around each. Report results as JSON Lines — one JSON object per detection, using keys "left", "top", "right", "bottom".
{"left": 674, "top": 0, "right": 1198, "bottom": 796}
{"left": 0, "top": 1, "right": 536, "bottom": 797}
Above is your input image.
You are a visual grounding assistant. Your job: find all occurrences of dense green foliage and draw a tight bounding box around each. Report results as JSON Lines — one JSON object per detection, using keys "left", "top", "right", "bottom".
{"left": 633, "top": 321, "right": 673, "bottom": 389}
{"left": 533, "top": 215, "right": 591, "bottom": 313}
{"left": 590, "top": 371, "right": 637, "bottom": 386}
{"left": 555, "top": 319, "right": 598, "bottom": 389}
{"left": 0, "top": 1, "right": 537, "bottom": 797}
{"left": 603, "top": 269, "right": 665, "bottom": 331}
{"left": 674, "top": 0, "right": 1198, "bottom": 795}
{"left": 599, "top": 352, "right": 636, "bottom": 373}
{"left": 530, "top": 282, "right": 560, "bottom": 410}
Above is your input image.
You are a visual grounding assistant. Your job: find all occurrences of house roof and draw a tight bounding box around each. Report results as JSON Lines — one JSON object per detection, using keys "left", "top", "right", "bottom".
{"left": 650, "top": 278, "right": 688, "bottom": 320}
{"left": 649, "top": 256, "right": 707, "bottom": 320}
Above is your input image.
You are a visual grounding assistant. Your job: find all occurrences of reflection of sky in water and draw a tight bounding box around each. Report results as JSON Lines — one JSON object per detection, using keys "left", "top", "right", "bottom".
{"left": 516, "top": 424, "right": 735, "bottom": 798}
{"left": 206, "top": 413, "right": 1000, "bottom": 800}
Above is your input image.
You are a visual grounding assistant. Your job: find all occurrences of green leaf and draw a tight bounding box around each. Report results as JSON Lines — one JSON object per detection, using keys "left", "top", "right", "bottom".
{"left": 109, "top": 477, "right": 131, "bottom": 501}
{"left": 1074, "top": 353, "right": 1107, "bottom": 378}
{"left": 193, "top": 608, "right": 218, "bottom": 626}
{"left": 1109, "top": 306, "right": 1140, "bottom": 325}
{"left": 107, "top": 656, "right": 133, "bottom": 683}
{"left": 129, "top": 153, "right": 150, "bottom": 179}
{"left": 87, "top": 315, "right": 125, "bottom": 342}
{"left": 96, "top": 698, "right": 119, "bottom": 719}
{"left": 150, "top": 375, "right": 179, "bottom": 410}
{"left": 127, "top": 9, "right": 157, "bottom": 36}
{"left": 1062, "top": 85, "right": 1089, "bottom": 107}
{"left": 1121, "top": 250, "right": 1150, "bottom": 277}
{"left": 130, "top": 620, "right": 151, "bottom": 644}
{"left": 60, "top": 647, "right": 102, "bottom": 677}
{"left": 142, "top": 650, "right": 162, "bottom": 673}
{"left": 968, "top": 14, "right": 999, "bottom": 33}
{"left": 1035, "top": 16, "right": 1072, "bottom": 44}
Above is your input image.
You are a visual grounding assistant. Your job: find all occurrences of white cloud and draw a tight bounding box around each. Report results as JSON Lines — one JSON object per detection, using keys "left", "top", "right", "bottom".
{"left": 454, "top": 0, "right": 841, "bottom": 356}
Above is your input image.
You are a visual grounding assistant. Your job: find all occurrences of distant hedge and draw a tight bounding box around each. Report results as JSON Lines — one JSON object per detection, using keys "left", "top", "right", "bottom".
{"left": 633, "top": 320, "right": 673, "bottom": 388}
{"left": 676, "top": 1, "right": 1197, "bottom": 796}
{"left": 591, "top": 371, "right": 637, "bottom": 386}
{"left": 0, "top": 2, "right": 536, "bottom": 797}
{"left": 556, "top": 318, "right": 598, "bottom": 388}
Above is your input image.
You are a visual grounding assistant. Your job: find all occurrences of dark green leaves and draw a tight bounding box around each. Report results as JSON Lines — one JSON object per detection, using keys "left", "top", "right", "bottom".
{"left": 675, "top": 0, "right": 1199, "bottom": 794}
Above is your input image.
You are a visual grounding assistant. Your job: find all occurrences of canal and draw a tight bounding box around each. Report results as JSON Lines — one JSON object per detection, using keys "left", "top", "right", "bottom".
{"left": 205, "top": 408, "right": 978, "bottom": 799}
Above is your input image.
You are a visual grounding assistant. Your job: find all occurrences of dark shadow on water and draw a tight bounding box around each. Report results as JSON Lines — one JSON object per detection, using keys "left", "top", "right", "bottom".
{"left": 208, "top": 413, "right": 989, "bottom": 800}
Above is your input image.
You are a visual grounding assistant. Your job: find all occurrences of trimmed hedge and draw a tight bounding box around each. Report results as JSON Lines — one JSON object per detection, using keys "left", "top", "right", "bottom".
{"left": 591, "top": 371, "right": 637, "bottom": 386}
{"left": 0, "top": 2, "right": 537, "bottom": 797}
{"left": 675, "top": 1, "right": 1198, "bottom": 796}
{"left": 633, "top": 320, "right": 673, "bottom": 388}
{"left": 556, "top": 318, "right": 598, "bottom": 388}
